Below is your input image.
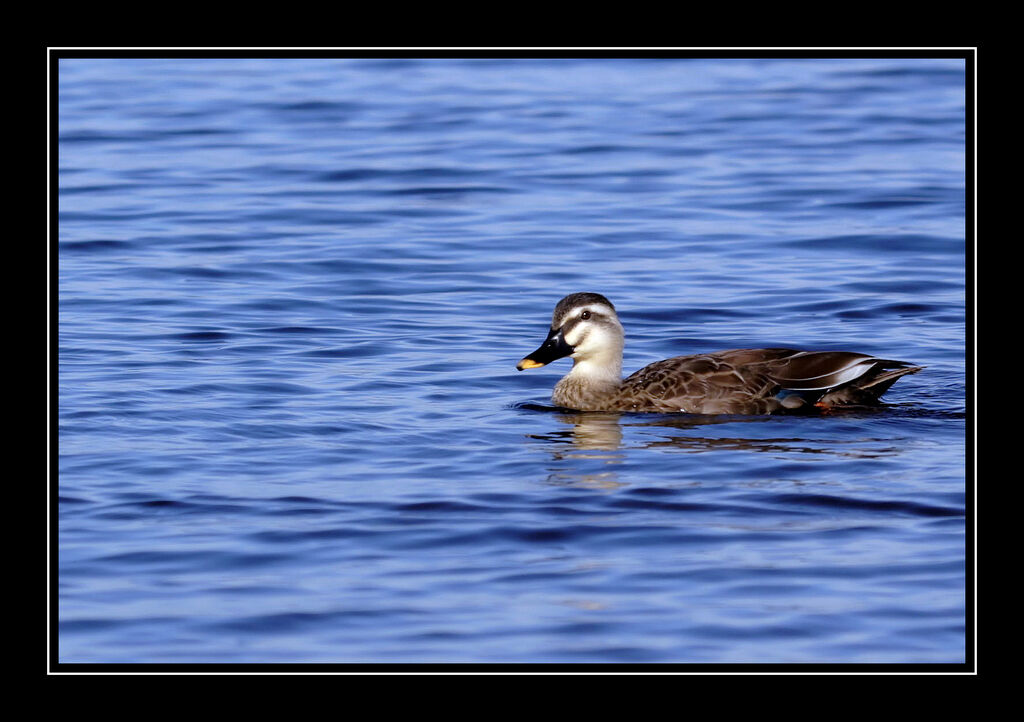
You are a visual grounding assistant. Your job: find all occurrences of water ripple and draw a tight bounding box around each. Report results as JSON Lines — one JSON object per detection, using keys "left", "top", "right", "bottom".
{"left": 57, "top": 57, "right": 968, "bottom": 665}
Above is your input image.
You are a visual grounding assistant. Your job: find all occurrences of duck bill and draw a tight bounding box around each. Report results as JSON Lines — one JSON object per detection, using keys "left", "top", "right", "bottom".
{"left": 516, "top": 328, "right": 573, "bottom": 370}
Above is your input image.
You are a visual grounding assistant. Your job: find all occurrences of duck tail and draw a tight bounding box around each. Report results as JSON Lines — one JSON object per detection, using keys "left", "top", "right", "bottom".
{"left": 818, "top": 362, "right": 924, "bottom": 407}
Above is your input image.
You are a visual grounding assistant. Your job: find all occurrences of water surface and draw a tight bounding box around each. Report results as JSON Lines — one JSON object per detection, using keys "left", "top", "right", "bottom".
{"left": 57, "top": 57, "right": 968, "bottom": 665}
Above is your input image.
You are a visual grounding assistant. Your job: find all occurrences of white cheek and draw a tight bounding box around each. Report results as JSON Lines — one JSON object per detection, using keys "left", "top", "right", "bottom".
{"left": 569, "top": 325, "right": 613, "bottom": 354}
{"left": 563, "top": 324, "right": 586, "bottom": 347}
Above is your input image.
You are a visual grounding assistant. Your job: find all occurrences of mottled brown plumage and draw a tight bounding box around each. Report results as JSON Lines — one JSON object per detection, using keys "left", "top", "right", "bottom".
{"left": 517, "top": 293, "right": 922, "bottom": 415}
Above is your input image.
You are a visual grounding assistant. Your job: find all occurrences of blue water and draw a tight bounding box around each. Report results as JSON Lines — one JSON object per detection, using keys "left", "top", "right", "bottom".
{"left": 56, "top": 57, "right": 968, "bottom": 666}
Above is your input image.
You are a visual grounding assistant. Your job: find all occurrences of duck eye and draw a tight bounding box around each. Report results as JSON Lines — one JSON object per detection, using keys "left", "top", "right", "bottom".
{"left": 580, "top": 310, "right": 591, "bottom": 320}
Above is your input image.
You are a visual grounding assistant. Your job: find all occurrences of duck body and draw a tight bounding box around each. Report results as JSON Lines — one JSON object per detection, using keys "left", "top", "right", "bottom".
{"left": 517, "top": 293, "right": 922, "bottom": 415}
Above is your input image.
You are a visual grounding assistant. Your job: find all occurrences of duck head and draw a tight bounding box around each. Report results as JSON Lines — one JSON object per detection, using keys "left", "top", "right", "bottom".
{"left": 516, "top": 292, "right": 624, "bottom": 375}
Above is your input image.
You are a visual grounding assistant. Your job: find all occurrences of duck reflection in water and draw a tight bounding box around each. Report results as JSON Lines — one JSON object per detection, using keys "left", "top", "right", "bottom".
{"left": 527, "top": 407, "right": 905, "bottom": 458}
{"left": 537, "top": 412, "right": 627, "bottom": 489}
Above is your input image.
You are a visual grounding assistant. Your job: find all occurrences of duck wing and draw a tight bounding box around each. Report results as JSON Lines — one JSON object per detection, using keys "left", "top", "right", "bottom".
{"left": 617, "top": 349, "right": 922, "bottom": 414}
{"left": 761, "top": 351, "right": 923, "bottom": 407}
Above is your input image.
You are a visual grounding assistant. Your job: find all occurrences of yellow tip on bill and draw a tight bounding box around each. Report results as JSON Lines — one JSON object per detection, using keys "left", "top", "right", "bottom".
{"left": 516, "top": 358, "right": 545, "bottom": 370}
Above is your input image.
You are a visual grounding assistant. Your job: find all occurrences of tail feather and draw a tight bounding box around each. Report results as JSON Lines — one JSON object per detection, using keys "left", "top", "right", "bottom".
{"left": 818, "top": 364, "right": 923, "bottom": 407}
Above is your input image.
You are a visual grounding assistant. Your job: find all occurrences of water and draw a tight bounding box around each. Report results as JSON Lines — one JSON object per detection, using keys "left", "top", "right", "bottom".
{"left": 56, "top": 57, "right": 968, "bottom": 666}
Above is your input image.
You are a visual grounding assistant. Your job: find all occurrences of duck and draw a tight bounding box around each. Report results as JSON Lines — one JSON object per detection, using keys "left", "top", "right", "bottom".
{"left": 516, "top": 292, "right": 922, "bottom": 414}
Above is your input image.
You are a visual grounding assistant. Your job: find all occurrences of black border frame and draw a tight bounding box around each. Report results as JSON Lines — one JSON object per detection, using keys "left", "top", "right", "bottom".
{"left": 48, "top": 47, "right": 976, "bottom": 675}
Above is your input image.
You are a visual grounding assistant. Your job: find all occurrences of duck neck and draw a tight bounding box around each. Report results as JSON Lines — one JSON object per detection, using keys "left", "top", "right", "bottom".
{"left": 569, "top": 354, "right": 622, "bottom": 386}
{"left": 552, "top": 353, "right": 623, "bottom": 409}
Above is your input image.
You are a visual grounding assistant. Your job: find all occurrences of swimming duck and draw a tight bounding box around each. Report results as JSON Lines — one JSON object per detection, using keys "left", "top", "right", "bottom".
{"left": 516, "top": 292, "right": 922, "bottom": 414}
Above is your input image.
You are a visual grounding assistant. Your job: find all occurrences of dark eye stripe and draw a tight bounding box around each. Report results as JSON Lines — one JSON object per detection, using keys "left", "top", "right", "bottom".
{"left": 559, "top": 317, "right": 580, "bottom": 337}
{"left": 557, "top": 307, "right": 607, "bottom": 330}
